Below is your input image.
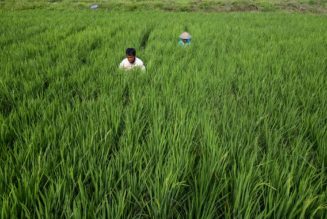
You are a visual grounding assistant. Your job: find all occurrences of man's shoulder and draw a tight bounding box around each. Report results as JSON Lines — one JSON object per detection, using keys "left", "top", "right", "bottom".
{"left": 120, "top": 58, "right": 129, "bottom": 66}
{"left": 135, "top": 57, "right": 144, "bottom": 65}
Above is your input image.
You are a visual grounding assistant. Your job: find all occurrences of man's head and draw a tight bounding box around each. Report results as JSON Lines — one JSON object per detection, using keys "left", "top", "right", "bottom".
{"left": 126, "top": 48, "right": 136, "bottom": 64}
{"left": 179, "top": 32, "right": 191, "bottom": 45}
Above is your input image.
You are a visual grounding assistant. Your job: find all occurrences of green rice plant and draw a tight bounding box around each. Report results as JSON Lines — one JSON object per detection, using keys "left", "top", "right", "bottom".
{"left": 0, "top": 9, "right": 326, "bottom": 219}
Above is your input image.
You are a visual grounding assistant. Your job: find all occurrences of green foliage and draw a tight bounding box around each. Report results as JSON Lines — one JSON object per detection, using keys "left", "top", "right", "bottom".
{"left": 0, "top": 10, "right": 327, "bottom": 218}
{"left": 0, "top": 0, "right": 326, "bottom": 12}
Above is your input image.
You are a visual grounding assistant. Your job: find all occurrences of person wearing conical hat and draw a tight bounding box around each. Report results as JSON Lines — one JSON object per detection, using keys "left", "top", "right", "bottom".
{"left": 178, "top": 32, "right": 191, "bottom": 46}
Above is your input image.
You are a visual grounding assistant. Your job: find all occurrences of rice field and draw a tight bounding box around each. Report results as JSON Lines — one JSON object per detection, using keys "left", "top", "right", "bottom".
{"left": 0, "top": 9, "right": 327, "bottom": 218}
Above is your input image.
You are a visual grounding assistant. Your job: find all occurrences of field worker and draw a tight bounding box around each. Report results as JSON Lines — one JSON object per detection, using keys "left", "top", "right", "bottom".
{"left": 119, "top": 48, "right": 145, "bottom": 71}
{"left": 178, "top": 32, "right": 191, "bottom": 46}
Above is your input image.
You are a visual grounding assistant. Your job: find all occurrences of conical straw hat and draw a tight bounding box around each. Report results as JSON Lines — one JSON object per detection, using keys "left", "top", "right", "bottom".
{"left": 179, "top": 32, "right": 191, "bottom": 40}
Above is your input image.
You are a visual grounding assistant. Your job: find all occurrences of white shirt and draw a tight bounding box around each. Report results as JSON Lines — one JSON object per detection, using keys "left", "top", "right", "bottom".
{"left": 119, "top": 57, "right": 145, "bottom": 71}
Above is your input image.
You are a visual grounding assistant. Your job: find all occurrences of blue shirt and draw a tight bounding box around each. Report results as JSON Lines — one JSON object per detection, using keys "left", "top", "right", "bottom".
{"left": 178, "top": 39, "right": 191, "bottom": 46}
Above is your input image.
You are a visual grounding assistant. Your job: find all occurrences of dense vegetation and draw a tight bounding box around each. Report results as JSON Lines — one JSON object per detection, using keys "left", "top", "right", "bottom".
{"left": 0, "top": 10, "right": 326, "bottom": 218}
{"left": 1, "top": 0, "right": 327, "bottom": 12}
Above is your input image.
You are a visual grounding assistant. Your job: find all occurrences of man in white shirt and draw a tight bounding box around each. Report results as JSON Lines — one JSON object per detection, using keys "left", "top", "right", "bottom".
{"left": 119, "top": 48, "right": 145, "bottom": 71}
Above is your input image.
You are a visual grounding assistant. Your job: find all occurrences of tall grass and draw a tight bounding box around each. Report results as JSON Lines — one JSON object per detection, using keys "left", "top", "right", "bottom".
{"left": 0, "top": 10, "right": 327, "bottom": 218}
{"left": 1, "top": 0, "right": 326, "bottom": 12}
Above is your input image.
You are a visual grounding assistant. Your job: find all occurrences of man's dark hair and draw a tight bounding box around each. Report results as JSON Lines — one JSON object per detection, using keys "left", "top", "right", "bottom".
{"left": 126, "top": 48, "right": 136, "bottom": 56}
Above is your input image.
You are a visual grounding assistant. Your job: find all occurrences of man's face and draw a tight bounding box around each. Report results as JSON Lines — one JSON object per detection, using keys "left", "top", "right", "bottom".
{"left": 127, "top": 55, "right": 135, "bottom": 64}
{"left": 182, "top": 39, "right": 187, "bottom": 43}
